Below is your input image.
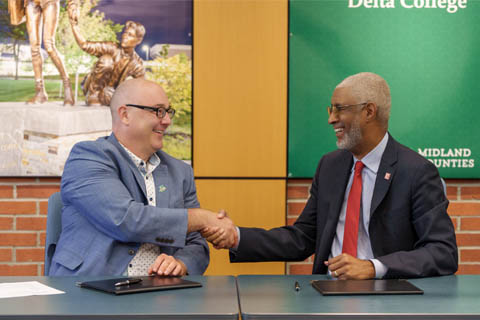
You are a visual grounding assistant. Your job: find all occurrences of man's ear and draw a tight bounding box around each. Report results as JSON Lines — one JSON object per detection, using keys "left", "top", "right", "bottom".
{"left": 118, "top": 105, "right": 130, "bottom": 125}
{"left": 364, "top": 102, "right": 378, "bottom": 122}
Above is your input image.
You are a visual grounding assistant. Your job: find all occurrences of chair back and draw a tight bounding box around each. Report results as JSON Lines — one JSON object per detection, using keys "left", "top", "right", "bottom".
{"left": 44, "top": 192, "right": 63, "bottom": 275}
{"left": 441, "top": 178, "right": 447, "bottom": 197}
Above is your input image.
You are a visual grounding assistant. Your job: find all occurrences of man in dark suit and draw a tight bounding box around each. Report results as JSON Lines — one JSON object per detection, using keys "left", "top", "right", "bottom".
{"left": 203, "top": 72, "right": 458, "bottom": 279}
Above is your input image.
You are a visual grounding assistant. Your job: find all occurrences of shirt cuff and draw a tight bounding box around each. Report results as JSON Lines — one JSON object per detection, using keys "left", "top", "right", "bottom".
{"left": 229, "top": 226, "right": 241, "bottom": 252}
{"left": 370, "top": 258, "right": 388, "bottom": 278}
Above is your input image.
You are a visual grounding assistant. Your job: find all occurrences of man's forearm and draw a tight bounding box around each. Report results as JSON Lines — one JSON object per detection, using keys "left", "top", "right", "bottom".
{"left": 187, "top": 208, "right": 212, "bottom": 233}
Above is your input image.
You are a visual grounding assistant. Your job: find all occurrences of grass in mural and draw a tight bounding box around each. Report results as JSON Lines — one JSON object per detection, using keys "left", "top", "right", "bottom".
{"left": 0, "top": 77, "right": 85, "bottom": 102}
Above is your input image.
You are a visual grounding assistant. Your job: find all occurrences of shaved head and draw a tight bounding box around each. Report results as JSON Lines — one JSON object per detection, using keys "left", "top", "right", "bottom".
{"left": 109, "top": 78, "right": 171, "bottom": 160}
{"left": 110, "top": 78, "right": 168, "bottom": 124}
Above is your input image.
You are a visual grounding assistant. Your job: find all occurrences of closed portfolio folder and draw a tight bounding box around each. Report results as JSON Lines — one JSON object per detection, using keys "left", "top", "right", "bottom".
{"left": 311, "top": 279, "right": 424, "bottom": 296}
{"left": 77, "top": 275, "right": 202, "bottom": 295}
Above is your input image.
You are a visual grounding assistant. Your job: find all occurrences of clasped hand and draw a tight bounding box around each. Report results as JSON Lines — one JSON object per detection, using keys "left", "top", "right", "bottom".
{"left": 324, "top": 253, "right": 375, "bottom": 280}
{"left": 148, "top": 253, "right": 187, "bottom": 276}
{"left": 200, "top": 210, "right": 238, "bottom": 249}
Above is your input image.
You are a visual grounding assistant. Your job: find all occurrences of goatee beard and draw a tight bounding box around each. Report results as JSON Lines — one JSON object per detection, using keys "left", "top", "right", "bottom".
{"left": 337, "top": 118, "right": 362, "bottom": 151}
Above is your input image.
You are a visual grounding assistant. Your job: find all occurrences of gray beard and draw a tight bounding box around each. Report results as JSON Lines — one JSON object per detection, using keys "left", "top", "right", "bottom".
{"left": 336, "top": 118, "right": 362, "bottom": 151}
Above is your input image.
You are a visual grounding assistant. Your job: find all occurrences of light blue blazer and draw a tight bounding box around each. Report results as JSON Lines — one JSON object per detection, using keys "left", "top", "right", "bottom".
{"left": 49, "top": 134, "right": 209, "bottom": 276}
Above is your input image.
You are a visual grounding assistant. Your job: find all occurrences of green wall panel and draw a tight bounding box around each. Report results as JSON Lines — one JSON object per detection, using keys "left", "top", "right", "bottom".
{"left": 289, "top": 0, "right": 479, "bottom": 178}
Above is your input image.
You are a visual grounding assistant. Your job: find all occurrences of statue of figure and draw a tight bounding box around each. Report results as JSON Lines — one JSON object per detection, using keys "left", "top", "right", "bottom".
{"left": 8, "top": 0, "right": 75, "bottom": 105}
{"left": 67, "top": 1, "right": 146, "bottom": 106}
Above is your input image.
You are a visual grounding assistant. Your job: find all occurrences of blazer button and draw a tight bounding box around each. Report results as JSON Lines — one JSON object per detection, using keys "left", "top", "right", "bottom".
{"left": 128, "top": 249, "right": 135, "bottom": 255}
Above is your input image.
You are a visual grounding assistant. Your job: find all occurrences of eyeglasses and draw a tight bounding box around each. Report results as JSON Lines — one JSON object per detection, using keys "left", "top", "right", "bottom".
{"left": 126, "top": 104, "right": 176, "bottom": 119}
{"left": 327, "top": 102, "right": 367, "bottom": 116}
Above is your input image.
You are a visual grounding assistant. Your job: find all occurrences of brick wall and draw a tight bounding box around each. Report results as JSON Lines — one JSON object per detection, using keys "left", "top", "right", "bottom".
{"left": 1, "top": 177, "right": 479, "bottom": 276}
{"left": 286, "top": 179, "right": 480, "bottom": 275}
{"left": 0, "top": 178, "right": 60, "bottom": 276}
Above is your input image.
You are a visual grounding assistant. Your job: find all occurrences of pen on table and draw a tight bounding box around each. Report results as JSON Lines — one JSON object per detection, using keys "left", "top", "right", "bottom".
{"left": 115, "top": 278, "right": 142, "bottom": 287}
{"left": 295, "top": 281, "right": 301, "bottom": 291}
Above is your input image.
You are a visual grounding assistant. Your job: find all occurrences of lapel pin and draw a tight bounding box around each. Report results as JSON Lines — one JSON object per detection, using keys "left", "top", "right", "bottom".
{"left": 384, "top": 172, "right": 391, "bottom": 180}
{"left": 159, "top": 185, "right": 167, "bottom": 193}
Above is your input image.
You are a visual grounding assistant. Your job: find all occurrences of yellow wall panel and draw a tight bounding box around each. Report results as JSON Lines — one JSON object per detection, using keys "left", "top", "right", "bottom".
{"left": 195, "top": 179, "right": 286, "bottom": 275}
{"left": 193, "top": 0, "right": 288, "bottom": 177}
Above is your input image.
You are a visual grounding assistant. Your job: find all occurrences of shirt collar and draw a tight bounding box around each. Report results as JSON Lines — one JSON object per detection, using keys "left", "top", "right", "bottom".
{"left": 353, "top": 132, "right": 389, "bottom": 174}
{"left": 118, "top": 142, "right": 161, "bottom": 174}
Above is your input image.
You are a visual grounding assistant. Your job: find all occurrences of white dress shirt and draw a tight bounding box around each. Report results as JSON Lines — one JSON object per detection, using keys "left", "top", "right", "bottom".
{"left": 330, "top": 132, "right": 389, "bottom": 278}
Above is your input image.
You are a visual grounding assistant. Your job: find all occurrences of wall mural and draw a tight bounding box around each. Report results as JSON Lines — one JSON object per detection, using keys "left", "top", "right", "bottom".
{"left": 0, "top": 0, "right": 192, "bottom": 176}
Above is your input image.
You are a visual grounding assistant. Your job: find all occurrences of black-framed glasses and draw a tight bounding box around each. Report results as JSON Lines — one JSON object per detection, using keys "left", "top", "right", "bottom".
{"left": 327, "top": 102, "right": 367, "bottom": 116}
{"left": 126, "top": 104, "right": 176, "bottom": 119}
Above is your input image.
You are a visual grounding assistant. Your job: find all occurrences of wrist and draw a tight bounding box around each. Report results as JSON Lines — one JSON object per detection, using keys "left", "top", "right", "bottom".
{"left": 187, "top": 208, "right": 208, "bottom": 231}
{"left": 366, "top": 260, "right": 376, "bottom": 279}
{"left": 233, "top": 227, "right": 240, "bottom": 249}
{"left": 176, "top": 258, "right": 188, "bottom": 275}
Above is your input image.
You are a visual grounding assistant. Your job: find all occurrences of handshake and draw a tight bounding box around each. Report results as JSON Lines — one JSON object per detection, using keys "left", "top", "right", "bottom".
{"left": 188, "top": 208, "right": 238, "bottom": 249}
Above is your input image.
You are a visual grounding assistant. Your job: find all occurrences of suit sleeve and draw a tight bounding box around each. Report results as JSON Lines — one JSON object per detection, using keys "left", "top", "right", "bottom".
{"left": 172, "top": 164, "right": 209, "bottom": 274}
{"left": 61, "top": 142, "right": 188, "bottom": 248}
{"left": 230, "top": 160, "right": 323, "bottom": 263}
{"left": 378, "top": 160, "right": 458, "bottom": 278}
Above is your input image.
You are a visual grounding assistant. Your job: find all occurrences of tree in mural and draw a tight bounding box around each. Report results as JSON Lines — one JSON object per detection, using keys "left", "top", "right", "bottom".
{"left": 0, "top": 2, "right": 27, "bottom": 80}
{"left": 146, "top": 46, "right": 192, "bottom": 159}
{"left": 146, "top": 47, "right": 192, "bottom": 127}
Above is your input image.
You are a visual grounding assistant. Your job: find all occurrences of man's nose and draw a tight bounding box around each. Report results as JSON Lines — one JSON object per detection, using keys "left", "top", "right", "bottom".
{"left": 328, "top": 110, "right": 338, "bottom": 125}
{"left": 161, "top": 113, "right": 172, "bottom": 125}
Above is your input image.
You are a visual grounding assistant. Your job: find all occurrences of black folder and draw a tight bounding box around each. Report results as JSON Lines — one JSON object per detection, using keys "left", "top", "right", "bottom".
{"left": 311, "top": 279, "right": 423, "bottom": 296}
{"left": 77, "top": 275, "right": 202, "bottom": 295}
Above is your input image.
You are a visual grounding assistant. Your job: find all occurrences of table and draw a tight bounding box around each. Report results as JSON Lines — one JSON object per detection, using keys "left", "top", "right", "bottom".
{"left": 236, "top": 275, "right": 480, "bottom": 319}
{"left": 0, "top": 275, "right": 239, "bottom": 320}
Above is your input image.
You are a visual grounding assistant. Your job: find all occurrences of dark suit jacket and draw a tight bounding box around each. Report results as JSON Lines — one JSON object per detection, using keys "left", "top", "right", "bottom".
{"left": 231, "top": 134, "right": 458, "bottom": 278}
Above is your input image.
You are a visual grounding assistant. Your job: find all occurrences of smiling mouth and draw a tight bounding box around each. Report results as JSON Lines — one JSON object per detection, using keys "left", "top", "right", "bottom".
{"left": 334, "top": 128, "right": 344, "bottom": 138}
{"left": 153, "top": 130, "right": 164, "bottom": 135}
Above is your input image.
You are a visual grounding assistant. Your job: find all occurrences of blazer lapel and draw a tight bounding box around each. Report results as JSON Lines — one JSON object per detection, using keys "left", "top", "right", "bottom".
{"left": 313, "top": 151, "right": 352, "bottom": 273}
{"left": 107, "top": 134, "right": 147, "bottom": 199}
{"left": 153, "top": 162, "right": 170, "bottom": 207}
{"left": 370, "top": 134, "right": 398, "bottom": 217}
{"left": 127, "top": 160, "right": 148, "bottom": 200}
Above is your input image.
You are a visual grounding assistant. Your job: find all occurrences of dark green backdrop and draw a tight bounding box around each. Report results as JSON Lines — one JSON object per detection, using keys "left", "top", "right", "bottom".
{"left": 289, "top": 0, "right": 479, "bottom": 178}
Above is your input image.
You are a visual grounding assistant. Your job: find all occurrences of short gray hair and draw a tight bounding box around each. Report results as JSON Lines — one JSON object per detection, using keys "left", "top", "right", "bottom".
{"left": 336, "top": 72, "right": 391, "bottom": 128}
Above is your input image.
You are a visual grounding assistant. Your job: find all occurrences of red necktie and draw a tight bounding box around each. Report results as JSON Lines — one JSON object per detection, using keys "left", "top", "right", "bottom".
{"left": 342, "top": 161, "right": 364, "bottom": 257}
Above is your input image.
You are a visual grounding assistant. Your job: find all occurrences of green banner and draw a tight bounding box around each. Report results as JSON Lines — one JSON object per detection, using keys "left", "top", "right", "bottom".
{"left": 289, "top": 0, "right": 479, "bottom": 178}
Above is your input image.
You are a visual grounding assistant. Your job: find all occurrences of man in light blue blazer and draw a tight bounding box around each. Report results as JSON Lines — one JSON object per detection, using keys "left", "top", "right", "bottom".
{"left": 50, "top": 79, "right": 236, "bottom": 276}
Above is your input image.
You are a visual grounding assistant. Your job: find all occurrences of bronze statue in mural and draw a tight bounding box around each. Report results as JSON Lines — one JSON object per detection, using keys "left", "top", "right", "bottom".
{"left": 67, "top": 1, "right": 146, "bottom": 106}
{"left": 8, "top": 0, "right": 75, "bottom": 105}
